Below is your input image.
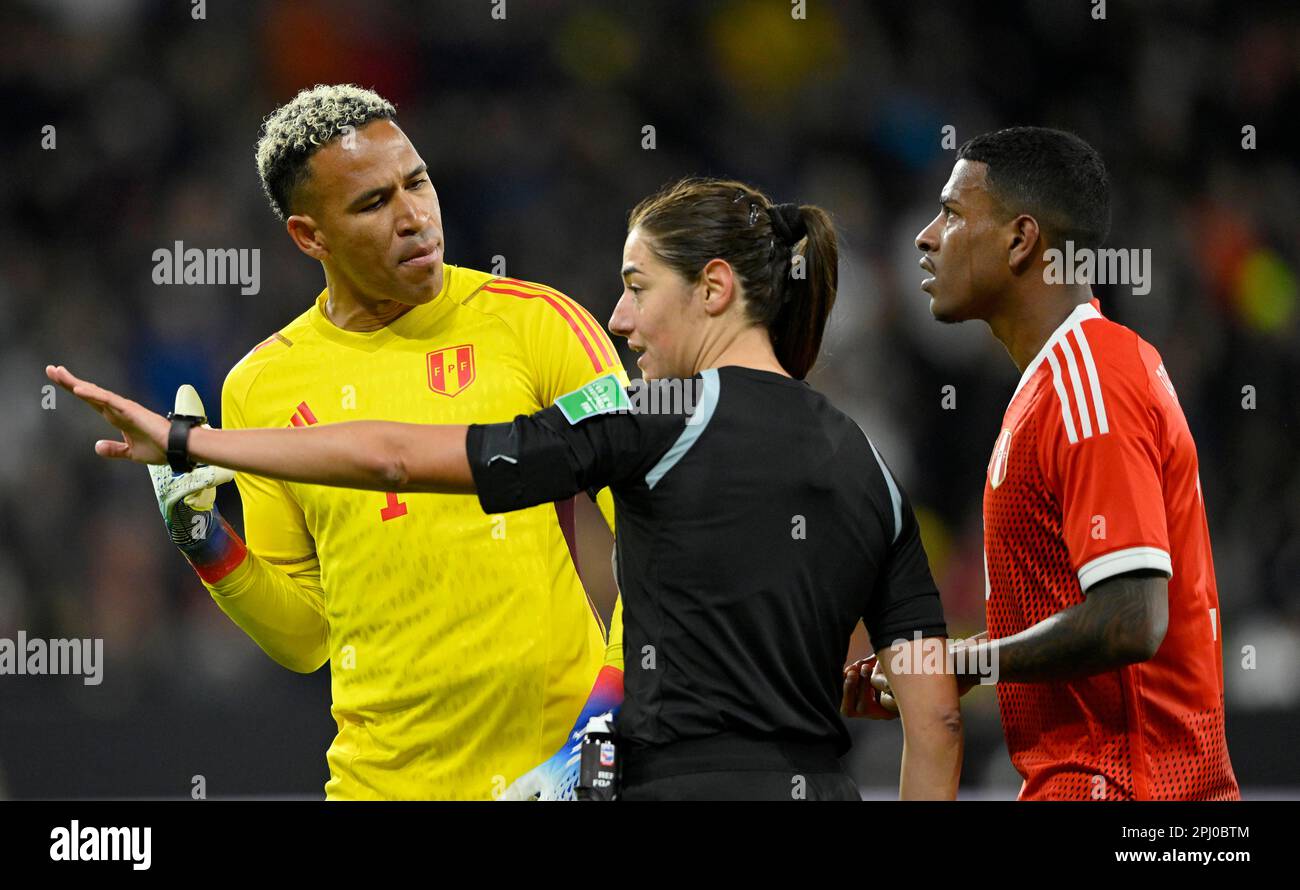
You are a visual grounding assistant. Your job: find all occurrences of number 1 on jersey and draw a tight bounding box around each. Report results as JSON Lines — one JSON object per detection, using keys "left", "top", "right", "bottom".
{"left": 381, "top": 491, "right": 408, "bottom": 521}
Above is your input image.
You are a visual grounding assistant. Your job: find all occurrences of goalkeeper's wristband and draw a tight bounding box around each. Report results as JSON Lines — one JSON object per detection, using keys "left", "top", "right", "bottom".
{"left": 583, "top": 664, "right": 624, "bottom": 718}
{"left": 168, "top": 499, "right": 248, "bottom": 584}
{"left": 563, "top": 664, "right": 624, "bottom": 744}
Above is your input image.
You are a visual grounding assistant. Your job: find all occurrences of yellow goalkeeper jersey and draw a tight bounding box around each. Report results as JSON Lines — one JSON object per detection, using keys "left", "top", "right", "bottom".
{"left": 208, "top": 264, "right": 627, "bottom": 799}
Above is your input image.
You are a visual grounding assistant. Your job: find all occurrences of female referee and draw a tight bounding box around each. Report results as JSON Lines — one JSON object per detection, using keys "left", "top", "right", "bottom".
{"left": 48, "top": 177, "right": 962, "bottom": 801}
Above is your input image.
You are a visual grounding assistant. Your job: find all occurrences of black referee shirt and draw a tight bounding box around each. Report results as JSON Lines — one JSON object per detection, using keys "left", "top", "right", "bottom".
{"left": 466, "top": 366, "right": 946, "bottom": 755}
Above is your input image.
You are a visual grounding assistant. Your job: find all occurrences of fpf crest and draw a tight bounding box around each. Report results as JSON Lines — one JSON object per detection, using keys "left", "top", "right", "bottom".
{"left": 427, "top": 344, "right": 476, "bottom": 397}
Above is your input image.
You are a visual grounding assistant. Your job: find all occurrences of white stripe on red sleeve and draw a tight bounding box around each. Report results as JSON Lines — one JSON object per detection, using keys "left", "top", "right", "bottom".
{"left": 1077, "top": 545, "right": 1172, "bottom": 591}
{"left": 1045, "top": 348, "right": 1079, "bottom": 444}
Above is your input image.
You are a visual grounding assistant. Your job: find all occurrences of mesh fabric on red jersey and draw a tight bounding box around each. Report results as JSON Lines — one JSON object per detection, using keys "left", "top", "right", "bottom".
{"left": 983, "top": 300, "right": 1238, "bottom": 801}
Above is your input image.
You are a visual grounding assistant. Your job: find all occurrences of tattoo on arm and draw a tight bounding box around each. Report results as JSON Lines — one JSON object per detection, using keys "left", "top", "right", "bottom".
{"left": 962, "top": 571, "right": 1168, "bottom": 684}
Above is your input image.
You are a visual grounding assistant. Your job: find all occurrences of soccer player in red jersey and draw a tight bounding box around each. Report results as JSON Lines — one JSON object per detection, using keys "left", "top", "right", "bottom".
{"left": 888, "top": 127, "right": 1236, "bottom": 800}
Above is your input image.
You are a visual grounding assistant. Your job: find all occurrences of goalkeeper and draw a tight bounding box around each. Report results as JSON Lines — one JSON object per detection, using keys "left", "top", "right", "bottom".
{"left": 102, "top": 84, "right": 628, "bottom": 800}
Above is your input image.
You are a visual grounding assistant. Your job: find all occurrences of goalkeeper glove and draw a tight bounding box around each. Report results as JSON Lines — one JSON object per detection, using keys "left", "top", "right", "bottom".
{"left": 150, "top": 385, "right": 247, "bottom": 583}
{"left": 500, "top": 664, "right": 623, "bottom": 801}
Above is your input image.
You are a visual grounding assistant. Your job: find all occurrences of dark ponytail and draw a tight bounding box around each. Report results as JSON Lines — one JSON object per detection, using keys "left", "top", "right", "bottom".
{"left": 628, "top": 178, "right": 839, "bottom": 380}
{"left": 768, "top": 204, "right": 838, "bottom": 380}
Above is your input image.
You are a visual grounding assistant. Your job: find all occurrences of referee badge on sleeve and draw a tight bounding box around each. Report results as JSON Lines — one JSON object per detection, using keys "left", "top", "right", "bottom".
{"left": 555, "top": 373, "right": 631, "bottom": 424}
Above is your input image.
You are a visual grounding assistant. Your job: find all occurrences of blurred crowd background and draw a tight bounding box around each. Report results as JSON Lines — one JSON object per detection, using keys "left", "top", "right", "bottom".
{"left": 1, "top": 0, "right": 1296, "bottom": 798}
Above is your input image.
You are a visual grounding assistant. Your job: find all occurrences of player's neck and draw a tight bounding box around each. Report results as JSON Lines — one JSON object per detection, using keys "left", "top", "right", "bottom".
{"left": 989, "top": 286, "right": 1093, "bottom": 374}
{"left": 322, "top": 277, "right": 418, "bottom": 332}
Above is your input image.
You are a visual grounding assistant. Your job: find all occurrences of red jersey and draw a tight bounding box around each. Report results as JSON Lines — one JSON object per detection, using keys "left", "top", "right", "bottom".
{"left": 983, "top": 299, "right": 1238, "bottom": 800}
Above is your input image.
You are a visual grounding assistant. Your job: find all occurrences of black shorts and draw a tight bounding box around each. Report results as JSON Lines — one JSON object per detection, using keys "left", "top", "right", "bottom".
{"left": 619, "top": 732, "right": 861, "bottom": 801}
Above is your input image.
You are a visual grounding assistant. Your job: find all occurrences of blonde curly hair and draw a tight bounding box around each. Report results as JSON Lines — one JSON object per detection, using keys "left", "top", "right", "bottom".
{"left": 255, "top": 83, "right": 397, "bottom": 220}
